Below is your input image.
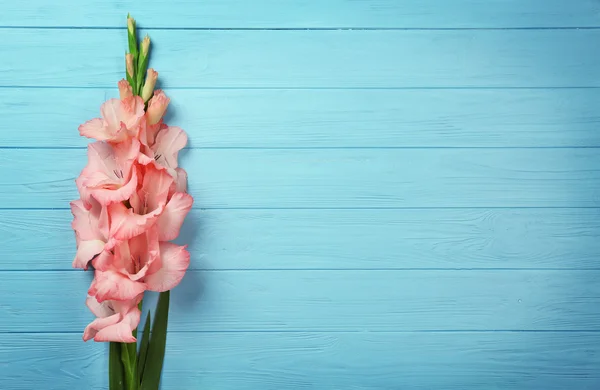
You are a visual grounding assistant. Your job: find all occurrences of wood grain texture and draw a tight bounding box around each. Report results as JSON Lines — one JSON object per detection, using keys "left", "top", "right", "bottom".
{"left": 1, "top": 148, "right": 599, "bottom": 208}
{"left": 1, "top": 270, "right": 599, "bottom": 332}
{"left": 2, "top": 29, "right": 600, "bottom": 88}
{"left": 1, "top": 332, "right": 599, "bottom": 390}
{"left": 2, "top": 0, "right": 599, "bottom": 28}
{"left": 3, "top": 88, "right": 600, "bottom": 148}
{"left": 2, "top": 208, "right": 600, "bottom": 271}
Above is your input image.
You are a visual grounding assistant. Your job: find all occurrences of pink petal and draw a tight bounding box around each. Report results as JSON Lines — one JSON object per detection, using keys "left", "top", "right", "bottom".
{"left": 88, "top": 166, "right": 139, "bottom": 206}
{"left": 80, "top": 140, "right": 140, "bottom": 206}
{"left": 108, "top": 201, "right": 164, "bottom": 241}
{"left": 85, "top": 295, "right": 114, "bottom": 318}
{"left": 153, "top": 126, "right": 187, "bottom": 170}
{"left": 93, "top": 305, "right": 140, "bottom": 343}
{"left": 156, "top": 192, "right": 193, "bottom": 241}
{"left": 83, "top": 312, "right": 121, "bottom": 342}
{"left": 139, "top": 164, "right": 173, "bottom": 212}
{"left": 79, "top": 118, "right": 113, "bottom": 141}
{"left": 70, "top": 199, "right": 104, "bottom": 241}
{"left": 128, "top": 227, "right": 161, "bottom": 281}
{"left": 72, "top": 239, "right": 105, "bottom": 270}
{"left": 89, "top": 269, "right": 147, "bottom": 302}
{"left": 145, "top": 242, "right": 190, "bottom": 292}
{"left": 173, "top": 168, "right": 188, "bottom": 194}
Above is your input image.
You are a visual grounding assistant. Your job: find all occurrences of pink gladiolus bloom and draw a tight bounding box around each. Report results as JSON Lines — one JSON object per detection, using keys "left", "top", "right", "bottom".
{"left": 139, "top": 125, "right": 189, "bottom": 192}
{"left": 88, "top": 227, "right": 190, "bottom": 302}
{"left": 76, "top": 139, "right": 140, "bottom": 207}
{"left": 109, "top": 164, "right": 193, "bottom": 242}
{"left": 83, "top": 295, "right": 142, "bottom": 343}
{"left": 73, "top": 39, "right": 193, "bottom": 346}
{"left": 79, "top": 83, "right": 145, "bottom": 142}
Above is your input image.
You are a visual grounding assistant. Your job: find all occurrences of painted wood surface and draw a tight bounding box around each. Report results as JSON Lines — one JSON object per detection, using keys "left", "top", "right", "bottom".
{"left": 2, "top": 0, "right": 600, "bottom": 28}
{"left": 3, "top": 88, "right": 600, "bottom": 148}
{"left": 1, "top": 1, "right": 599, "bottom": 389}
{"left": 2, "top": 29, "right": 600, "bottom": 88}
{"left": 1, "top": 270, "right": 599, "bottom": 332}
{"left": 2, "top": 332, "right": 599, "bottom": 390}
{"left": 1, "top": 149, "right": 599, "bottom": 208}
{"left": 3, "top": 208, "right": 600, "bottom": 271}
{"left": 1, "top": 332, "right": 599, "bottom": 390}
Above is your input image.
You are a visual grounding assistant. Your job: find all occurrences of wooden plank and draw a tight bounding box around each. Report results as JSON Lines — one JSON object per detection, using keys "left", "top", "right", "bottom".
{"left": 1, "top": 0, "right": 598, "bottom": 28}
{"left": 1, "top": 332, "right": 599, "bottom": 390}
{"left": 3, "top": 88, "right": 600, "bottom": 148}
{"left": 1, "top": 270, "right": 599, "bottom": 332}
{"left": 1, "top": 148, "right": 599, "bottom": 208}
{"left": 1, "top": 29, "right": 599, "bottom": 88}
{"left": 3, "top": 208, "right": 600, "bottom": 271}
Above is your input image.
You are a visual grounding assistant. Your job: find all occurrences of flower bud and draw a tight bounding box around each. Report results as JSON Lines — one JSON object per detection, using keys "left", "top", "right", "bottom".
{"left": 146, "top": 90, "right": 170, "bottom": 125}
{"left": 141, "top": 36, "right": 150, "bottom": 57}
{"left": 141, "top": 69, "right": 158, "bottom": 102}
{"left": 118, "top": 79, "right": 133, "bottom": 101}
{"left": 126, "top": 53, "right": 135, "bottom": 79}
{"left": 127, "top": 17, "right": 135, "bottom": 36}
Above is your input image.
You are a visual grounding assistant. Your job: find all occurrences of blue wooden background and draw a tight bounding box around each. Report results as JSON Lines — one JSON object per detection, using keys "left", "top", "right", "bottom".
{"left": 1, "top": 1, "right": 600, "bottom": 389}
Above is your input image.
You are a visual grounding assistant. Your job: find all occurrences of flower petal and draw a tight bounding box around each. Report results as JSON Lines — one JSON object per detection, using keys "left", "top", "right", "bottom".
{"left": 70, "top": 199, "right": 103, "bottom": 241}
{"left": 145, "top": 242, "right": 190, "bottom": 292}
{"left": 83, "top": 312, "right": 121, "bottom": 342}
{"left": 89, "top": 269, "right": 147, "bottom": 302}
{"left": 72, "top": 239, "right": 105, "bottom": 270}
{"left": 85, "top": 295, "right": 114, "bottom": 318}
{"left": 78, "top": 118, "right": 112, "bottom": 141}
{"left": 156, "top": 192, "right": 193, "bottom": 241}
{"left": 108, "top": 201, "right": 164, "bottom": 241}
{"left": 93, "top": 304, "right": 140, "bottom": 343}
{"left": 153, "top": 126, "right": 187, "bottom": 170}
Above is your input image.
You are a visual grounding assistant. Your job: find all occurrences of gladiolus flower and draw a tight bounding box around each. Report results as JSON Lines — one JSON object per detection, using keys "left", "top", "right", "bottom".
{"left": 83, "top": 295, "right": 141, "bottom": 343}
{"left": 78, "top": 81, "right": 145, "bottom": 143}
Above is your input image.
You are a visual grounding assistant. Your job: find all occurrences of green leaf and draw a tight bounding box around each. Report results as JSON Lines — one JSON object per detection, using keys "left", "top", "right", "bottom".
{"left": 140, "top": 291, "right": 170, "bottom": 390}
{"left": 137, "top": 311, "right": 152, "bottom": 384}
{"left": 109, "top": 342, "right": 124, "bottom": 390}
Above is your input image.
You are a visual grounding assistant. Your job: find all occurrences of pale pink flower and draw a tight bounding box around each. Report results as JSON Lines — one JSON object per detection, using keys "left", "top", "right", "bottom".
{"left": 138, "top": 125, "right": 189, "bottom": 192}
{"left": 109, "top": 164, "right": 193, "bottom": 242}
{"left": 79, "top": 81, "right": 145, "bottom": 142}
{"left": 76, "top": 139, "right": 140, "bottom": 207}
{"left": 146, "top": 90, "right": 170, "bottom": 125}
{"left": 88, "top": 227, "right": 190, "bottom": 302}
{"left": 83, "top": 295, "right": 141, "bottom": 343}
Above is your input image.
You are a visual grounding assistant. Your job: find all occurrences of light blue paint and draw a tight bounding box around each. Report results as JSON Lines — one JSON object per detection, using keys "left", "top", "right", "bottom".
{"left": 0, "top": 1, "right": 599, "bottom": 389}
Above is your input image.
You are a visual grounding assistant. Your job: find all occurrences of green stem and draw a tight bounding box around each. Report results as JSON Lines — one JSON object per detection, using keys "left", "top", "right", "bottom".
{"left": 121, "top": 341, "right": 138, "bottom": 390}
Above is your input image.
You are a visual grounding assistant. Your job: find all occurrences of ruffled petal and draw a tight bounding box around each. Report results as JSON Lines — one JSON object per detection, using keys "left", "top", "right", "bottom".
{"left": 93, "top": 304, "right": 140, "bottom": 343}
{"left": 153, "top": 126, "right": 187, "bottom": 171}
{"left": 78, "top": 118, "right": 112, "bottom": 141}
{"left": 145, "top": 242, "right": 190, "bottom": 292}
{"left": 108, "top": 201, "right": 164, "bottom": 241}
{"left": 156, "top": 192, "right": 193, "bottom": 241}
{"left": 89, "top": 269, "right": 147, "bottom": 302}
{"left": 72, "top": 239, "right": 105, "bottom": 270}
